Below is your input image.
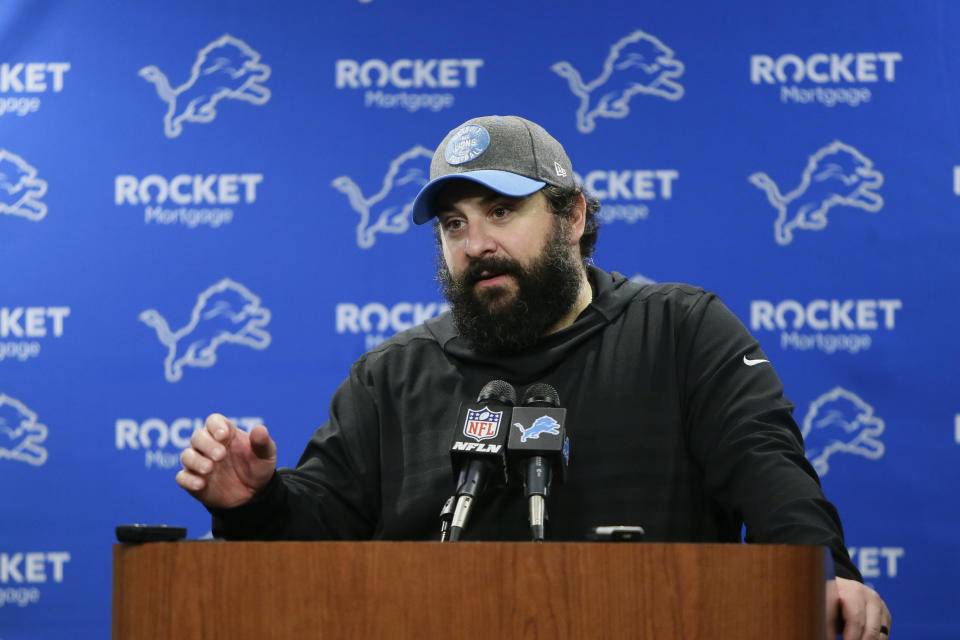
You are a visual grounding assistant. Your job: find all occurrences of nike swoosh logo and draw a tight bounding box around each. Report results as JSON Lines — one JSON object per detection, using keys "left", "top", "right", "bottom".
{"left": 743, "top": 355, "right": 770, "bottom": 366}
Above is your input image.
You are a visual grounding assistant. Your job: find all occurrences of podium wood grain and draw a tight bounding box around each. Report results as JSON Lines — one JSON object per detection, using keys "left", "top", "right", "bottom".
{"left": 113, "top": 541, "right": 824, "bottom": 639}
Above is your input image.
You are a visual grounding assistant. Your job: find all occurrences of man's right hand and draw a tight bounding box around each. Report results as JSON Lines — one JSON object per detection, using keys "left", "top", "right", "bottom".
{"left": 176, "top": 413, "right": 277, "bottom": 509}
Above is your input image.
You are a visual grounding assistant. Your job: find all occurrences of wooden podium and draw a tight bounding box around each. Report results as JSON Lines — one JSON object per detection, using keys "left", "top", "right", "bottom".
{"left": 113, "top": 541, "right": 827, "bottom": 639}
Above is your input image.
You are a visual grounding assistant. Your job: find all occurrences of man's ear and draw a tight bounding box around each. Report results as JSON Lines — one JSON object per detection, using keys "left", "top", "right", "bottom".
{"left": 568, "top": 192, "right": 587, "bottom": 248}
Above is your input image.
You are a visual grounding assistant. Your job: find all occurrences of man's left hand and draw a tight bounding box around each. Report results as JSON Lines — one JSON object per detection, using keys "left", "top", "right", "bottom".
{"left": 832, "top": 576, "right": 891, "bottom": 639}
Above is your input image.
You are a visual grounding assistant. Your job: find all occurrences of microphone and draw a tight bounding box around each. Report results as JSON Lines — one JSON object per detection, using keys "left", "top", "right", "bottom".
{"left": 445, "top": 379, "right": 516, "bottom": 542}
{"left": 508, "top": 383, "right": 569, "bottom": 542}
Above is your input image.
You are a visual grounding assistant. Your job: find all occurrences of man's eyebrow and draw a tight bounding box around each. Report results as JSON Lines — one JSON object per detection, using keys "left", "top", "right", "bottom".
{"left": 484, "top": 192, "right": 523, "bottom": 203}
{"left": 476, "top": 193, "right": 525, "bottom": 209}
{"left": 435, "top": 192, "right": 525, "bottom": 216}
{"left": 433, "top": 201, "right": 462, "bottom": 217}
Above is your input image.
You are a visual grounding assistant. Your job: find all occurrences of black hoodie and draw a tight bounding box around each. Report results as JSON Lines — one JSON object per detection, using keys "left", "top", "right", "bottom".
{"left": 212, "top": 266, "right": 860, "bottom": 581}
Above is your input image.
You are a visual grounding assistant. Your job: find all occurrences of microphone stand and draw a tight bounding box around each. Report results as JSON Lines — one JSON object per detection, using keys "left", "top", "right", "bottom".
{"left": 524, "top": 456, "right": 550, "bottom": 542}
{"left": 438, "top": 496, "right": 456, "bottom": 542}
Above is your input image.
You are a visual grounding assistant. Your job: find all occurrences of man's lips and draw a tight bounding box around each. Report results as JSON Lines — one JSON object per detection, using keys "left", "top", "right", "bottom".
{"left": 474, "top": 271, "right": 510, "bottom": 287}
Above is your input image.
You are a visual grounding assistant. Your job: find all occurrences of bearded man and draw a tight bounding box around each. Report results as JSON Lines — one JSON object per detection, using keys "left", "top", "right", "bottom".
{"left": 177, "top": 115, "right": 890, "bottom": 639}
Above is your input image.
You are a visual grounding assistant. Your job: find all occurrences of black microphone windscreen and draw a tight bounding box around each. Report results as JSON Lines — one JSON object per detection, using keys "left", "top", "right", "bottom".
{"left": 477, "top": 379, "right": 517, "bottom": 405}
{"left": 522, "top": 383, "right": 560, "bottom": 407}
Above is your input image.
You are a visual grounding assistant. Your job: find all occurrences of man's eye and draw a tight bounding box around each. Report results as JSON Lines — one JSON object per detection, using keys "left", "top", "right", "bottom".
{"left": 444, "top": 219, "right": 464, "bottom": 232}
{"left": 491, "top": 207, "right": 510, "bottom": 218}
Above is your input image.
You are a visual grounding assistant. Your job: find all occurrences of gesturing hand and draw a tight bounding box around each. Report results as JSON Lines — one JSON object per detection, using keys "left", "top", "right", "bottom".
{"left": 176, "top": 413, "right": 277, "bottom": 509}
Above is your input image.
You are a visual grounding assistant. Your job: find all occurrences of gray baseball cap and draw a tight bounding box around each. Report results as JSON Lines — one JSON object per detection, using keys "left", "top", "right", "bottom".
{"left": 411, "top": 115, "right": 575, "bottom": 225}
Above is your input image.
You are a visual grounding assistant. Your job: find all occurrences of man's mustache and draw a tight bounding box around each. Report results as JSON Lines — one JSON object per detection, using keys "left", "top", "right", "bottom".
{"left": 460, "top": 256, "right": 523, "bottom": 286}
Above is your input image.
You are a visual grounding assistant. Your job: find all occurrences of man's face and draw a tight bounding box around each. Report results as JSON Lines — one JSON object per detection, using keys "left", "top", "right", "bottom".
{"left": 434, "top": 181, "right": 583, "bottom": 354}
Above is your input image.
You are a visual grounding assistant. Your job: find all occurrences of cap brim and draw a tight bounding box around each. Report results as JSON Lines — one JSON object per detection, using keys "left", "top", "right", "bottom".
{"left": 411, "top": 170, "right": 546, "bottom": 225}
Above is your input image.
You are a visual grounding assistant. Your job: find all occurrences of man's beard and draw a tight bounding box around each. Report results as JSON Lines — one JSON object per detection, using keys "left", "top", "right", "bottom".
{"left": 436, "top": 220, "right": 584, "bottom": 355}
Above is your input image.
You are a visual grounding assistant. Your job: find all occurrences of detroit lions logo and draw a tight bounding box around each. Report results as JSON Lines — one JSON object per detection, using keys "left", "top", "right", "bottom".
{"left": 749, "top": 141, "right": 884, "bottom": 245}
{"left": 801, "top": 387, "right": 885, "bottom": 476}
{"left": 515, "top": 416, "right": 561, "bottom": 443}
{"left": 0, "top": 149, "right": 48, "bottom": 221}
{"left": 139, "top": 34, "right": 271, "bottom": 138}
{"left": 445, "top": 125, "right": 490, "bottom": 164}
{"left": 551, "top": 29, "right": 684, "bottom": 134}
{"left": 139, "top": 278, "right": 271, "bottom": 382}
{"left": 0, "top": 394, "right": 48, "bottom": 466}
{"left": 331, "top": 146, "right": 432, "bottom": 248}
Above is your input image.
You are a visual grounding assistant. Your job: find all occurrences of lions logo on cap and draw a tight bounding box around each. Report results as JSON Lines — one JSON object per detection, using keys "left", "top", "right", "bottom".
{"left": 445, "top": 124, "right": 490, "bottom": 165}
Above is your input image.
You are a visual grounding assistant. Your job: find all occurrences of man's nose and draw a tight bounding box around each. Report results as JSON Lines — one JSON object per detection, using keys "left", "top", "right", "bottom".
{"left": 464, "top": 222, "right": 497, "bottom": 258}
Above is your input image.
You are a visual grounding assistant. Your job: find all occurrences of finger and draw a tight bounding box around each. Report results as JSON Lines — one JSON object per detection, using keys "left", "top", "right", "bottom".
{"left": 842, "top": 616, "right": 865, "bottom": 640}
{"left": 865, "top": 595, "right": 890, "bottom": 638}
{"left": 180, "top": 447, "right": 214, "bottom": 475}
{"left": 176, "top": 469, "right": 205, "bottom": 493}
{"left": 840, "top": 590, "right": 866, "bottom": 640}
{"left": 191, "top": 425, "right": 226, "bottom": 461}
{"left": 205, "top": 413, "right": 236, "bottom": 445}
{"left": 249, "top": 425, "right": 276, "bottom": 460}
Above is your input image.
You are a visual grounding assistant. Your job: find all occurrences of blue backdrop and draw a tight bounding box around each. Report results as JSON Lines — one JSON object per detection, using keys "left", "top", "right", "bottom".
{"left": 1, "top": 0, "right": 957, "bottom": 637}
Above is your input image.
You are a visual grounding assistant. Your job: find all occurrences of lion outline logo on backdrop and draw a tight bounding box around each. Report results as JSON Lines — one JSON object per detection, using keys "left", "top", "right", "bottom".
{"left": 0, "top": 149, "right": 48, "bottom": 221}
{"left": 551, "top": 29, "right": 685, "bottom": 134}
{"left": 801, "top": 387, "right": 885, "bottom": 476}
{"left": 331, "top": 145, "right": 433, "bottom": 248}
{"left": 139, "top": 279, "right": 271, "bottom": 382}
{"left": 139, "top": 34, "right": 271, "bottom": 138}
{"left": 0, "top": 394, "right": 48, "bottom": 466}
{"left": 748, "top": 141, "right": 884, "bottom": 245}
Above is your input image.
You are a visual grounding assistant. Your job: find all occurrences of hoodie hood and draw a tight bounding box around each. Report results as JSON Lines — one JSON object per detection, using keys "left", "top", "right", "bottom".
{"left": 423, "top": 266, "right": 645, "bottom": 382}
